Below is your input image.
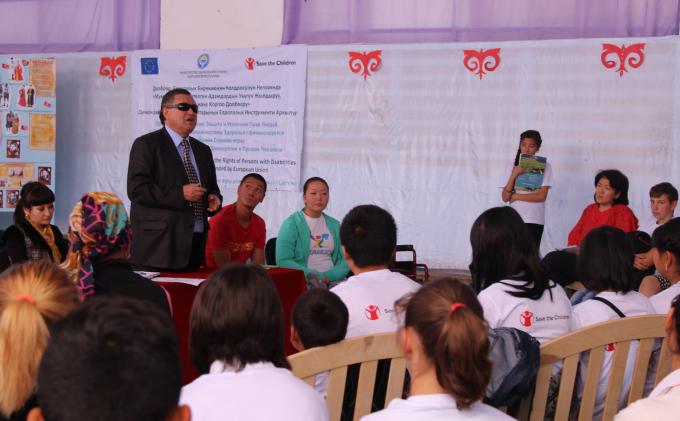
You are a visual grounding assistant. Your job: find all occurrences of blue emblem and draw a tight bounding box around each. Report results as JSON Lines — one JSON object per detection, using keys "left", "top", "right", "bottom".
{"left": 197, "top": 53, "right": 209, "bottom": 69}
{"left": 140, "top": 57, "right": 159, "bottom": 75}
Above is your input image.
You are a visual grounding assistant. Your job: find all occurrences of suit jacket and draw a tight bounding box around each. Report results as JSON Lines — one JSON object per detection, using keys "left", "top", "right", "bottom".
{"left": 127, "top": 127, "right": 221, "bottom": 269}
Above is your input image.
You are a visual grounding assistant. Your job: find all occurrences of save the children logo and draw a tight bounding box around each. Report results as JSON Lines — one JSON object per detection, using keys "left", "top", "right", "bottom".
{"left": 520, "top": 310, "right": 534, "bottom": 327}
{"left": 197, "top": 53, "right": 210, "bottom": 69}
{"left": 365, "top": 305, "right": 380, "bottom": 320}
{"left": 245, "top": 57, "right": 255, "bottom": 70}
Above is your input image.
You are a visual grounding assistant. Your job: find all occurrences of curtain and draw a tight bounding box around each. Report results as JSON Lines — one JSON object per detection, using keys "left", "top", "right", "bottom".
{"left": 0, "top": 0, "right": 160, "bottom": 53}
{"left": 283, "top": 0, "right": 680, "bottom": 44}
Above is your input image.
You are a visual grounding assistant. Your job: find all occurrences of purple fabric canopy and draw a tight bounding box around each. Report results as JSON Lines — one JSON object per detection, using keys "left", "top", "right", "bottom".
{"left": 0, "top": 0, "right": 160, "bottom": 53}
{"left": 283, "top": 0, "right": 680, "bottom": 45}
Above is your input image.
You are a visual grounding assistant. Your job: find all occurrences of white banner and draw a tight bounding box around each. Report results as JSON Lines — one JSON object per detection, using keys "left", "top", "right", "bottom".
{"left": 130, "top": 46, "right": 307, "bottom": 191}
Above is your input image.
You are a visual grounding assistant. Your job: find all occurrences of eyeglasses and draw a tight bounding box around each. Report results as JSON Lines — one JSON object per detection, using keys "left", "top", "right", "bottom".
{"left": 165, "top": 103, "right": 198, "bottom": 113}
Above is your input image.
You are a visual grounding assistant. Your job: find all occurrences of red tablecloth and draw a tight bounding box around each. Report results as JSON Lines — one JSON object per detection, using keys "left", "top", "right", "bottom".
{"left": 156, "top": 267, "right": 306, "bottom": 384}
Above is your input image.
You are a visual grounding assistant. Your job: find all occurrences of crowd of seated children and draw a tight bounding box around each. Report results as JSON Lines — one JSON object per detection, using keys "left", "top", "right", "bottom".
{"left": 542, "top": 169, "right": 638, "bottom": 286}
{"left": 291, "top": 288, "right": 349, "bottom": 396}
{"left": 331, "top": 204, "right": 421, "bottom": 339}
{"left": 472, "top": 206, "right": 571, "bottom": 343}
{"left": 61, "top": 192, "right": 170, "bottom": 312}
{"left": 362, "top": 278, "right": 513, "bottom": 421}
{"left": 615, "top": 294, "right": 680, "bottom": 420}
{"left": 28, "top": 295, "right": 188, "bottom": 421}
{"left": 180, "top": 264, "right": 328, "bottom": 421}
{"left": 0, "top": 261, "right": 79, "bottom": 421}
{"left": 205, "top": 173, "right": 267, "bottom": 267}
{"left": 571, "top": 226, "right": 655, "bottom": 421}
{"left": 648, "top": 218, "right": 680, "bottom": 314}
{"left": 638, "top": 183, "right": 678, "bottom": 297}
{"left": 2, "top": 182, "right": 68, "bottom": 268}
{"left": 277, "top": 177, "right": 350, "bottom": 288}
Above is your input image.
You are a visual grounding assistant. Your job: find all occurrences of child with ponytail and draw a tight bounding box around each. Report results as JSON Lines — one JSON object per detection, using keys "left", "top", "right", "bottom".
{"left": 361, "top": 278, "right": 512, "bottom": 420}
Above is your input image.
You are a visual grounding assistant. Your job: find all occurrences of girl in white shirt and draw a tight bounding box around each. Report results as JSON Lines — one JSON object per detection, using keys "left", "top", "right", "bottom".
{"left": 180, "top": 264, "right": 328, "bottom": 421}
{"left": 472, "top": 207, "right": 571, "bottom": 343}
{"left": 361, "top": 278, "right": 513, "bottom": 421}
{"left": 649, "top": 217, "right": 680, "bottom": 313}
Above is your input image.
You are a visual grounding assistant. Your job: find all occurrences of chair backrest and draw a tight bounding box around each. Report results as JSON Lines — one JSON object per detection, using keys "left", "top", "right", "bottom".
{"left": 289, "top": 332, "right": 406, "bottom": 421}
{"left": 528, "top": 314, "right": 671, "bottom": 421}
{"left": 265, "top": 237, "right": 277, "bottom": 265}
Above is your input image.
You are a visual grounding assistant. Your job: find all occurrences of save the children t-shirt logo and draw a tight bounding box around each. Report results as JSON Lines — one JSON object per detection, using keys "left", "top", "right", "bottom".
{"left": 520, "top": 310, "right": 534, "bottom": 327}
{"left": 365, "top": 305, "right": 380, "bottom": 320}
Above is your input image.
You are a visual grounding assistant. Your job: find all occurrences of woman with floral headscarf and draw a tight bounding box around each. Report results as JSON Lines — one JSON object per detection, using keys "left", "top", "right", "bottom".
{"left": 62, "top": 192, "right": 170, "bottom": 313}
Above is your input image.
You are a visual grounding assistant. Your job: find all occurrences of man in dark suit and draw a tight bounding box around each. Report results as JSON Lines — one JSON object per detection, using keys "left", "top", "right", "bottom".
{"left": 127, "top": 88, "right": 221, "bottom": 271}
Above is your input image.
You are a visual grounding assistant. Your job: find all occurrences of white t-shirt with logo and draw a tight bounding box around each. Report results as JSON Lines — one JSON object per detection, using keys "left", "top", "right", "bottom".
{"left": 500, "top": 161, "right": 553, "bottom": 225}
{"left": 331, "top": 269, "right": 421, "bottom": 339}
{"left": 615, "top": 368, "right": 680, "bottom": 421}
{"left": 361, "top": 394, "right": 514, "bottom": 421}
{"left": 651, "top": 283, "right": 680, "bottom": 314}
{"left": 477, "top": 279, "right": 571, "bottom": 343}
{"left": 304, "top": 214, "right": 334, "bottom": 273}
{"left": 571, "top": 291, "right": 655, "bottom": 421}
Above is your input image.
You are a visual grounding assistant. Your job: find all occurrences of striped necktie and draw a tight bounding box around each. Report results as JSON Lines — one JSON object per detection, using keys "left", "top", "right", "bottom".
{"left": 181, "top": 138, "right": 204, "bottom": 221}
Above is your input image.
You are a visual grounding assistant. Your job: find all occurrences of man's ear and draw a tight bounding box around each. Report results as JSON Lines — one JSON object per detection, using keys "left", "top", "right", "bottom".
{"left": 400, "top": 327, "right": 414, "bottom": 358}
{"left": 166, "top": 404, "right": 191, "bottom": 421}
{"left": 290, "top": 325, "right": 304, "bottom": 352}
{"left": 26, "top": 407, "right": 44, "bottom": 421}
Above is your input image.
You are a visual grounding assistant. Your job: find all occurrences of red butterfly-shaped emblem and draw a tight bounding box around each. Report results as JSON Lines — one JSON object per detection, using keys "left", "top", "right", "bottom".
{"left": 601, "top": 43, "right": 645, "bottom": 77}
{"left": 348, "top": 50, "right": 382, "bottom": 80}
{"left": 463, "top": 48, "right": 501, "bottom": 80}
{"left": 99, "top": 56, "right": 127, "bottom": 82}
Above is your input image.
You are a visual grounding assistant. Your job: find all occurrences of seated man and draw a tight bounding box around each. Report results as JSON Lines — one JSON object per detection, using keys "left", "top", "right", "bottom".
{"left": 28, "top": 296, "right": 189, "bottom": 421}
{"left": 332, "top": 204, "right": 421, "bottom": 338}
{"left": 206, "top": 173, "right": 267, "bottom": 267}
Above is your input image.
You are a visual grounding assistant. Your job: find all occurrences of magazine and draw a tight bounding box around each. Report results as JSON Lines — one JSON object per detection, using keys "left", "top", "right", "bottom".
{"left": 514, "top": 154, "right": 547, "bottom": 192}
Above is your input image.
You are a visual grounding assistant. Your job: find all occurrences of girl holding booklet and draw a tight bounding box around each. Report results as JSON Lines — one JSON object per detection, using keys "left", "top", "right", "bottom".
{"left": 501, "top": 130, "right": 552, "bottom": 252}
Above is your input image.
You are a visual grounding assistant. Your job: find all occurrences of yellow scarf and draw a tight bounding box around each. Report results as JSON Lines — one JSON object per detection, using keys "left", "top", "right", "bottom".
{"left": 28, "top": 221, "right": 61, "bottom": 263}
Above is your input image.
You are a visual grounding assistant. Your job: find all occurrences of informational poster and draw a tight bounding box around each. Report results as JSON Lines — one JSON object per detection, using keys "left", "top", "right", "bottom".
{"left": 0, "top": 57, "right": 56, "bottom": 210}
{"left": 131, "top": 46, "right": 307, "bottom": 191}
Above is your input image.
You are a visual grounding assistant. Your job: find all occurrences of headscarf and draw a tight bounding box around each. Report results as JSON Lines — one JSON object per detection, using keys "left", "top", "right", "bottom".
{"left": 62, "top": 192, "right": 131, "bottom": 298}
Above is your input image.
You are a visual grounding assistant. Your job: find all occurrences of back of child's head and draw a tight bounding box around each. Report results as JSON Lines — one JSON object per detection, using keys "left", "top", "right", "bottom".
{"left": 35, "top": 295, "right": 182, "bottom": 421}
{"left": 340, "top": 204, "right": 397, "bottom": 268}
{"left": 0, "top": 261, "right": 79, "bottom": 418}
{"left": 652, "top": 217, "right": 680, "bottom": 264}
{"left": 292, "top": 289, "right": 348, "bottom": 349}
{"left": 650, "top": 182, "right": 678, "bottom": 203}
{"left": 469, "top": 206, "right": 548, "bottom": 300}
{"left": 190, "top": 264, "right": 289, "bottom": 373}
{"left": 578, "top": 226, "right": 634, "bottom": 293}
{"left": 396, "top": 278, "right": 490, "bottom": 410}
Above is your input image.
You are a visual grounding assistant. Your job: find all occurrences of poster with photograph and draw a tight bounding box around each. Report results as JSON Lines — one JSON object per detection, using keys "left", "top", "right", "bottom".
{"left": 0, "top": 56, "right": 56, "bottom": 210}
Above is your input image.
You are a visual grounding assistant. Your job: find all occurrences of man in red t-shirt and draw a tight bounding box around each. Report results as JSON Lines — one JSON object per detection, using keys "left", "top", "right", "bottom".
{"left": 205, "top": 173, "right": 266, "bottom": 268}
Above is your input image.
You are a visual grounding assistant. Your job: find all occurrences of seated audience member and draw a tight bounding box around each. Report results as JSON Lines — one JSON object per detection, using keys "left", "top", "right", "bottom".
{"left": 291, "top": 288, "right": 349, "bottom": 396}
{"left": 571, "top": 226, "right": 655, "bottom": 421}
{"left": 2, "top": 182, "right": 68, "bottom": 266}
{"left": 0, "top": 261, "right": 79, "bottom": 421}
{"left": 332, "top": 205, "right": 421, "bottom": 339}
{"left": 472, "top": 207, "right": 571, "bottom": 343}
{"left": 361, "top": 278, "right": 513, "bottom": 421}
{"left": 181, "top": 264, "right": 328, "bottom": 421}
{"left": 277, "top": 177, "right": 350, "bottom": 288}
{"left": 205, "top": 173, "right": 266, "bottom": 267}
{"left": 28, "top": 296, "right": 189, "bottom": 421}
{"left": 543, "top": 169, "right": 638, "bottom": 286}
{"left": 637, "top": 183, "right": 678, "bottom": 297}
{"left": 615, "top": 294, "right": 680, "bottom": 421}
{"left": 61, "top": 192, "right": 170, "bottom": 313}
{"left": 648, "top": 218, "right": 680, "bottom": 313}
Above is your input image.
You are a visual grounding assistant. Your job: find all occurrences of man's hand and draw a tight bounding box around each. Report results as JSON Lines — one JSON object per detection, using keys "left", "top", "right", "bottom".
{"left": 207, "top": 194, "right": 221, "bottom": 212}
{"left": 183, "top": 183, "right": 206, "bottom": 202}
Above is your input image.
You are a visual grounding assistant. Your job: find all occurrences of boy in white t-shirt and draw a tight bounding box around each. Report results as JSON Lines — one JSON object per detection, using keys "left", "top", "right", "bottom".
{"left": 331, "top": 205, "right": 421, "bottom": 339}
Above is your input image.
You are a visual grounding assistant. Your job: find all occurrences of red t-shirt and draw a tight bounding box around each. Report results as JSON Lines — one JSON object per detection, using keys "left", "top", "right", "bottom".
{"left": 567, "top": 203, "right": 638, "bottom": 246}
{"left": 205, "top": 203, "right": 266, "bottom": 268}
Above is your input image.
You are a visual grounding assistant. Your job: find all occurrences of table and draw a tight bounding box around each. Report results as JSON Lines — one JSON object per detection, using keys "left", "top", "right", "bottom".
{"left": 155, "top": 267, "right": 307, "bottom": 384}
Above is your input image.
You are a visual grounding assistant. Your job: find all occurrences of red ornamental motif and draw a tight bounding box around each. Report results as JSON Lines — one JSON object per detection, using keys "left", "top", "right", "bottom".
{"left": 463, "top": 48, "right": 501, "bottom": 80}
{"left": 245, "top": 57, "right": 255, "bottom": 70}
{"left": 520, "top": 310, "right": 533, "bottom": 327}
{"left": 348, "top": 50, "right": 382, "bottom": 80}
{"left": 601, "top": 43, "right": 645, "bottom": 77}
{"left": 99, "top": 56, "right": 127, "bottom": 82}
{"left": 364, "top": 305, "right": 380, "bottom": 320}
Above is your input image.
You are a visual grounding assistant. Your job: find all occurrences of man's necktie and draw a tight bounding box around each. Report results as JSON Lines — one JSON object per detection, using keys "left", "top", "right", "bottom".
{"left": 181, "top": 138, "right": 205, "bottom": 221}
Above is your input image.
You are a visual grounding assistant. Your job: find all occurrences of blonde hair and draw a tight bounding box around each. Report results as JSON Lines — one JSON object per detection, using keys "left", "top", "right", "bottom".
{"left": 0, "top": 261, "right": 79, "bottom": 416}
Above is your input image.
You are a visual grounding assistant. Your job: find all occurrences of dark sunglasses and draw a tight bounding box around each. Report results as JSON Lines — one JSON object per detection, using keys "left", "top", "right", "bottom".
{"left": 166, "top": 102, "right": 198, "bottom": 113}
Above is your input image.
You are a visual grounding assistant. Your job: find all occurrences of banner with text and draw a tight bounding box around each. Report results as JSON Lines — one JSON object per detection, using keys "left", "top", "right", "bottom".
{"left": 131, "top": 46, "right": 307, "bottom": 191}
{"left": 0, "top": 56, "right": 56, "bottom": 211}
